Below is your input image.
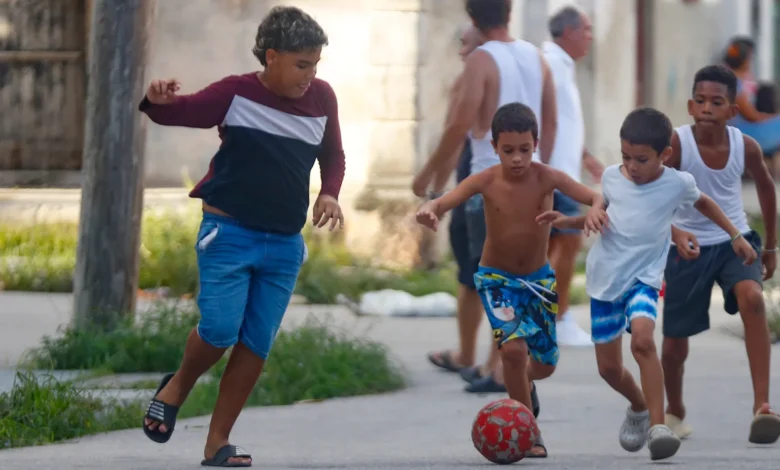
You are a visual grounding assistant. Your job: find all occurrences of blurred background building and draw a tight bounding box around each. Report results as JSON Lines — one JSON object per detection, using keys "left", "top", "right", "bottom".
{"left": 0, "top": 0, "right": 777, "bottom": 264}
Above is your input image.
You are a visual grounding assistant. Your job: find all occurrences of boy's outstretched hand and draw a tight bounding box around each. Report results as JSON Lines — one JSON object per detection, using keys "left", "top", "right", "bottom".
{"left": 416, "top": 201, "right": 440, "bottom": 231}
{"left": 146, "top": 79, "right": 181, "bottom": 105}
{"left": 535, "top": 210, "right": 571, "bottom": 229}
{"left": 584, "top": 206, "right": 609, "bottom": 236}
{"left": 732, "top": 235, "right": 758, "bottom": 266}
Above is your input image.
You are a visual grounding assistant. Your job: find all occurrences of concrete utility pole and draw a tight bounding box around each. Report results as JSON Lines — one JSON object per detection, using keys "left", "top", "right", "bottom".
{"left": 73, "top": 0, "right": 156, "bottom": 330}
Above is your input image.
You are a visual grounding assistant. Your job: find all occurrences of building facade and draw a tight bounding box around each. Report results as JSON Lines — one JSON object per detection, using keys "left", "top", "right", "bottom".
{"left": 0, "top": 0, "right": 776, "bottom": 265}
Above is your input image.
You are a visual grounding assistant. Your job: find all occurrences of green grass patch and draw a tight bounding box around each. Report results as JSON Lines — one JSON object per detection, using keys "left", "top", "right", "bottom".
{"left": 22, "top": 304, "right": 197, "bottom": 373}
{"left": 0, "top": 371, "right": 143, "bottom": 448}
{"left": 4, "top": 311, "right": 405, "bottom": 449}
{"left": 0, "top": 206, "right": 460, "bottom": 304}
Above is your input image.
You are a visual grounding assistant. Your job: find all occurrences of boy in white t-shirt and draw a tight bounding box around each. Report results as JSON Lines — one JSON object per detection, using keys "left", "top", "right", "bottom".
{"left": 537, "top": 107, "right": 757, "bottom": 461}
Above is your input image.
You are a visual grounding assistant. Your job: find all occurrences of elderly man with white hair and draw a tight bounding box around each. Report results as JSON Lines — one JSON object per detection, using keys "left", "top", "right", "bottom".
{"left": 543, "top": 5, "right": 605, "bottom": 347}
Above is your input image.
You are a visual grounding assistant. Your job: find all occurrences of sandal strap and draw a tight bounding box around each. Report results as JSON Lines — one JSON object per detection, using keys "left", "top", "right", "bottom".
{"left": 212, "top": 445, "right": 252, "bottom": 464}
{"left": 145, "top": 398, "right": 179, "bottom": 427}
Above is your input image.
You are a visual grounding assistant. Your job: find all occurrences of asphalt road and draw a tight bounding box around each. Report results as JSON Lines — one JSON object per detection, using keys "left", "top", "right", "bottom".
{"left": 1, "top": 293, "right": 779, "bottom": 469}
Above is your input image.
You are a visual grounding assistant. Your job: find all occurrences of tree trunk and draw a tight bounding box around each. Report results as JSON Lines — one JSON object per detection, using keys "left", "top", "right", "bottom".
{"left": 73, "top": 0, "right": 156, "bottom": 331}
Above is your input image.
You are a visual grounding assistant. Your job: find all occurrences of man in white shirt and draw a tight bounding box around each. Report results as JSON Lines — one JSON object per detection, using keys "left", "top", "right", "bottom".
{"left": 412, "top": 0, "right": 557, "bottom": 406}
{"left": 543, "top": 5, "right": 604, "bottom": 346}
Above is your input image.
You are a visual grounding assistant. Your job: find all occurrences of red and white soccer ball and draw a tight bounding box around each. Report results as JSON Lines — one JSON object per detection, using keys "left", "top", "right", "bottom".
{"left": 471, "top": 398, "right": 539, "bottom": 464}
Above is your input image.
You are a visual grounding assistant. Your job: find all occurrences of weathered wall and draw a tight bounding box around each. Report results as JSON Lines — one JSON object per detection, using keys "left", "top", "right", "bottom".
{"left": 647, "top": 0, "right": 730, "bottom": 130}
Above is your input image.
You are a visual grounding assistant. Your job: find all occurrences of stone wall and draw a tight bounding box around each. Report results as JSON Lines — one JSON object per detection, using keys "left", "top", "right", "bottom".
{"left": 140, "top": 0, "right": 469, "bottom": 266}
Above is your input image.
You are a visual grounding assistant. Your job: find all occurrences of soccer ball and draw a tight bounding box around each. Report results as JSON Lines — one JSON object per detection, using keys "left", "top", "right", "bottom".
{"left": 471, "top": 398, "right": 539, "bottom": 464}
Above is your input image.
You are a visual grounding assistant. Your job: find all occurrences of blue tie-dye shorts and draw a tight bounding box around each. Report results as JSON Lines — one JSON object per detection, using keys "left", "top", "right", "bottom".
{"left": 590, "top": 282, "right": 659, "bottom": 344}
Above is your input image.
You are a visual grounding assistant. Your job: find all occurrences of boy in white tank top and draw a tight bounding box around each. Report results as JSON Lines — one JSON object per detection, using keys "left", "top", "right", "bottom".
{"left": 661, "top": 65, "right": 780, "bottom": 445}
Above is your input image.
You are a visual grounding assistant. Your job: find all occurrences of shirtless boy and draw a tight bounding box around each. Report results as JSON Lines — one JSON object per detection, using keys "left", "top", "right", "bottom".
{"left": 416, "top": 102, "right": 606, "bottom": 457}
{"left": 661, "top": 64, "right": 780, "bottom": 445}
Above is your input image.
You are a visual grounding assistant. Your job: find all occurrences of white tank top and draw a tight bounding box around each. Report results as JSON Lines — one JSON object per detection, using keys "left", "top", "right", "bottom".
{"left": 469, "top": 39, "right": 544, "bottom": 174}
{"left": 672, "top": 124, "right": 751, "bottom": 246}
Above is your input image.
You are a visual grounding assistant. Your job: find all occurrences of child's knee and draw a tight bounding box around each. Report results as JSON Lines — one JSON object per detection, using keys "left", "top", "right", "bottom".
{"left": 532, "top": 361, "right": 556, "bottom": 379}
{"left": 597, "top": 357, "right": 623, "bottom": 384}
{"left": 735, "top": 281, "right": 766, "bottom": 316}
{"left": 499, "top": 339, "right": 529, "bottom": 366}
{"left": 661, "top": 337, "right": 688, "bottom": 365}
{"left": 630, "top": 332, "right": 657, "bottom": 360}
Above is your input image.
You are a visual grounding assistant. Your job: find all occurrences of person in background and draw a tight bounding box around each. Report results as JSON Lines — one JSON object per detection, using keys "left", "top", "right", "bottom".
{"left": 413, "top": 0, "right": 557, "bottom": 401}
{"left": 721, "top": 36, "right": 780, "bottom": 177}
{"left": 542, "top": 5, "right": 604, "bottom": 346}
{"left": 423, "top": 23, "right": 506, "bottom": 395}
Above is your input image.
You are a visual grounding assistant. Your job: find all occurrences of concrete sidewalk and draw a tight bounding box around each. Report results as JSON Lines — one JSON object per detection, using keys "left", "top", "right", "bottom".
{"left": 0, "top": 291, "right": 779, "bottom": 469}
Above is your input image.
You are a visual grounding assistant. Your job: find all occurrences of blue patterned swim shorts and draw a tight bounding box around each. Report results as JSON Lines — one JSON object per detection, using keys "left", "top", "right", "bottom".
{"left": 473, "top": 264, "right": 559, "bottom": 366}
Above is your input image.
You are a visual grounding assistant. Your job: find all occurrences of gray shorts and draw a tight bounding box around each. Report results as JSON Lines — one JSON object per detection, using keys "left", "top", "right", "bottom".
{"left": 662, "top": 230, "right": 763, "bottom": 338}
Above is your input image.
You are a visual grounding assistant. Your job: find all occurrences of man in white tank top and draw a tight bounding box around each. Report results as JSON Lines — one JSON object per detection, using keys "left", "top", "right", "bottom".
{"left": 423, "top": 23, "right": 512, "bottom": 394}
{"left": 543, "top": 5, "right": 604, "bottom": 347}
{"left": 661, "top": 65, "right": 780, "bottom": 444}
{"left": 411, "top": 0, "right": 556, "bottom": 457}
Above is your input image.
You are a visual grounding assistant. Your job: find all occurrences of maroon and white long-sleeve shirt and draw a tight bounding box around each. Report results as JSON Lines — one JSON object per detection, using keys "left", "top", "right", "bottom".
{"left": 139, "top": 73, "right": 346, "bottom": 234}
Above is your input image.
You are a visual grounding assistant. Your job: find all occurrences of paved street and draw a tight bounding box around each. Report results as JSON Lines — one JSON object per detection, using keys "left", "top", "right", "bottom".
{"left": 1, "top": 291, "right": 779, "bottom": 469}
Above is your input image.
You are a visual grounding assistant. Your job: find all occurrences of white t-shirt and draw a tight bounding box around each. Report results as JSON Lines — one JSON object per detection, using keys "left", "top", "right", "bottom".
{"left": 542, "top": 41, "right": 585, "bottom": 182}
{"left": 586, "top": 165, "right": 702, "bottom": 302}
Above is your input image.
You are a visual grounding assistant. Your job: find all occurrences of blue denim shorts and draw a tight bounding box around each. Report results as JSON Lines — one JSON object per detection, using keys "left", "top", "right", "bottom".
{"left": 194, "top": 212, "right": 306, "bottom": 359}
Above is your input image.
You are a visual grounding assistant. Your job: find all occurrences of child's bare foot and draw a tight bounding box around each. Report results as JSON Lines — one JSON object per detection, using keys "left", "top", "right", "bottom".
{"left": 749, "top": 403, "right": 780, "bottom": 444}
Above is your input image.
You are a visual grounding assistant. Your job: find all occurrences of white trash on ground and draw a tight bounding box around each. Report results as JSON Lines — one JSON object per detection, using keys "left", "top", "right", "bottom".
{"left": 337, "top": 289, "right": 457, "bottom": 317}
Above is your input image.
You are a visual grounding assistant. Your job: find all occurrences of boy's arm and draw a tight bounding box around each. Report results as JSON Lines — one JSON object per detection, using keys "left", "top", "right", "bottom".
{"left": 317, "top": 83, "right": 346, "bottom": 201}
{"left": 426, "top": 169, "right": 490, "bottom": 218}
{"left": 678, "top": 172, "right": 742, "bottom": 240}
{"left": 743, "top": 136, "right": 777, "bottom": 251}
{"left": 694, "top": 193, "right": 742, "bottom": 239}
{"left": 431, "top": 74, "right": 467, "bottom": 194}
{"left": 138, "top": 76, "right": 239, "bottom": 128}
{"left": 538, "top": 53, "right": 558, "bottom": 164}
{"left": 412, "top": 51, "right": 489, "bottom": 196}
{"left": 548, "top": 167, "right": 604, "bottom": 208}
{"left": 694, "top": 190, "right": 757, "bottom": 265}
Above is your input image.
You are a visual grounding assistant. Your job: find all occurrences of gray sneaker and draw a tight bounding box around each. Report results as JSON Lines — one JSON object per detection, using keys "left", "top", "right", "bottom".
{"left": 619, "top": 407, "right": 650, "bottom": 452}
{"left": 647, "top": 424, "right": 681, "bottom": 461}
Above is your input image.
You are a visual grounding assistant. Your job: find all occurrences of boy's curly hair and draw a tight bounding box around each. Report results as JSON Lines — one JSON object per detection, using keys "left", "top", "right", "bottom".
{"left": 252, "top": 6, "right": 328, "bottom": 66}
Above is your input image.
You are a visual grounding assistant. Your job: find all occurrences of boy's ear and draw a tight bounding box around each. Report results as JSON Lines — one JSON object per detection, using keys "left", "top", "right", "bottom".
{"left": 491, "top": 139, "right": 497, "bottom": 150}
{"left": 660, "top": 146, "right": 673, "bottom": 162}
{"left": 727, "top": 102, "right": 739, "bottom": 121}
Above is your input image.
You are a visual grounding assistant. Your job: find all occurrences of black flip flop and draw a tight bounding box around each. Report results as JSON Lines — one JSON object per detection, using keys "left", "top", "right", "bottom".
{"left": 142, "top": 372, "right": 179, "bottom": 444}
{"left": 464, "top": 375, "right": 507, "bottom": 393}
{"left": 427, "top": 351, "right": 462, "bottom": 372}
{"left": 201, "top": 445, "right": 252, "bottom": 467}
{"left": 459, "top": 366, "right": 483, "bottom": 384}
